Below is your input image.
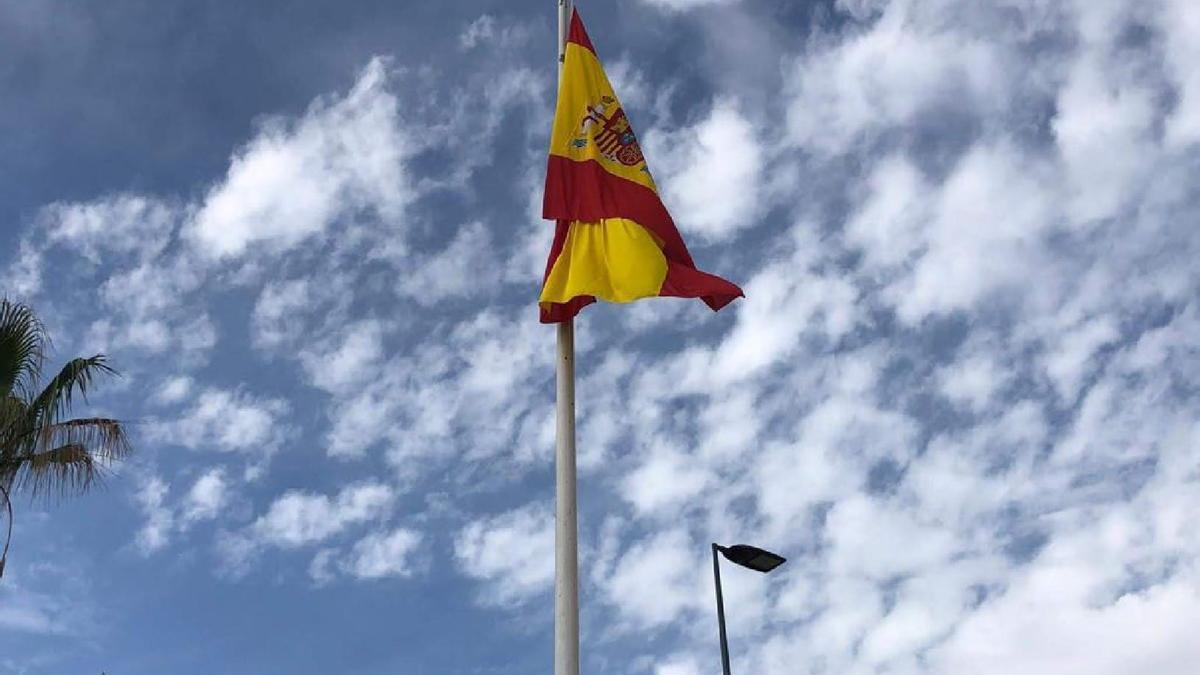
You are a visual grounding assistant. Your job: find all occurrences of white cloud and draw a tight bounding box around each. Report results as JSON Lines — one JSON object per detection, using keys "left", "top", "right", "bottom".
{"left": 755, "top": 393, "right": 918, "bottom": 535}
{"left": 134, "top": 476, "right": 173, "bottom": 554}
{"left": 937, "top": 353, "right": 1008, "bottom": 413}
{"left": 146, "top": 387, "right": 292, "bottom": 463}
{"left": 317, "top": 308, "right": 553, "bottom": 465}
{"left": 645, "top": 100, "right": 764, "bottom": 241}
{"left": 887, "top": 142, "right": 1055, "bottom": 323}
{"left": 603, "top": 529, "right": 706, "bottom": 628}
{"left": 786, "top": 4, "right": 1008, "bottom": 155}
{"left": 301, "top": 319, "right": 387, "bottom": 394}
{"left": 133, "top": 467, "right": 235, "bottom": 555}
{"left": 934, "top": 568, "right": 1200, "bottom": 674}
{"left": 249, "top": 482, "right": 395, "bottom": 548}
{"left": 621, "top": 445, "right": 711, "bottom": 517}
{"left": 87, "top": 256, "right": 213, "bottom": 358}
{"left": 307, "top": 528, "right": 424, "bottom": 583}
{"left": 1041, "top": 315, "right": 1119, "bottom": 402}
{"left": 221, "top": 482, "right": 397, "bottom": 577}
{"left": 459, "top": 14, "right": 531, "bottom": 51}
{"left": 1052, "top": 18, "right": 1156, "bottom": 225}
{"left": 252, "top": 279, "right": 314, "bottom": 351}
{"left": 188, "top": 59, "right": 414, "bottom": 258}
{"left": 153, "top": 376, "right": 194, "bottom": 405}
{"left": 398, "top": 222, "right": 500, "bottom": 306}
{"left": 929, "top": 424, "right": 1200, "bottom": 674}
{"left": 181, "top": 469, "right": 229, "bottom": 524}
{"left": 825, "top": 495, "right": 957, "bottom": 581}
{"left": 41, "top": 194, "right": 177, "bottom": 264}
{"left": 1160, "top": 0, "right": 1200, "bottom": 149}
{"left": 710, "top": 254, "right": 860, "bottom": 384}
{"left": 455, "top": 502, "right": 554, "bottom": 606}
{"left": 844, "top": 154, "right": 930, "bottom": 269}
{"left": 342, "top": 528, "right": 423, "bottom": 579}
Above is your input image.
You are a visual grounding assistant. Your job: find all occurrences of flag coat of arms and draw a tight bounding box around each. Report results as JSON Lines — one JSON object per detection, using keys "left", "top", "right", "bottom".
{"left": 539, "top": 9, "right": 744, "bottom": 323}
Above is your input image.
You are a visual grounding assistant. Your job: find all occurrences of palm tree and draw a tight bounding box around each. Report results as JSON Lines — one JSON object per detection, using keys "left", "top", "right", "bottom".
{"left": 0, "top": 299, "right": 131, "bottom": 577}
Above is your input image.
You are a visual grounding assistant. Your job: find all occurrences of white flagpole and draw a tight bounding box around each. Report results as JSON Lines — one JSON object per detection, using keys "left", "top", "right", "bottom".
{"left": 554, "top": 3, "right": 579, "bottom": 673}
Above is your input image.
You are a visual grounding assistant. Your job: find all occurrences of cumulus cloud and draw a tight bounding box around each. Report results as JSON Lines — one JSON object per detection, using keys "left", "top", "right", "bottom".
{"left": 248, "top": 482, "right": 395, "bottom": 548}
{"left": 181, "top": 469, "right": 230, "bottom": 523}
{"left": 252, "top": 279, "right": 316, "bottom": 351}
{"left": 646, "top": 100, "right": 765, "bottom": 241}
{"left": 459, "top": 14, "right": 531, "bottom": 51}
{"left": 300, "top": 319, "right": 388, "bottom": 394}
{"left": 1159, "top": 0, "right": 1200, "bottom": 149}
{"left": 153, "top": 375, "right": 194, "bottom": 405}
{"left": 887, "top": 142, "right": 1056, "bottom": 322}
{"left": 40, "top": 194, "right": 177, "bottom": 264}
{"left": 785, "top": 3, "right": 1009, "bottom": 155}
{"left": 397, "top": 222, "right": 501, "bottom": 306}
{"left": 133, "top": 468, "right": 234, "bottom": 555}
{"left": 455, "top": 502, "right": 554, "bottom": 606}
{"left": 621, "top": 444, "right": 712, "bottom": 517}
{"left": 309, "top": 528, "right": 422, "bottom": 584}
{"left": 603, "top": 529, "right": 706, "bottom": 628}
{"left": 317, "top": 309, "right": 553, "bottom": 465}
{"left": 220, "top": 482, "right": 397, "bottom": 577}
{"left": 188, "top": 58, "right": 413, "bottom": 258}
{"left": 341, "top": 528, "right": 423, "bottom": 579}
{"left": 134, "top": 476, "right": 173, "bottom": 554}
{"left": 145, "top": 387, "right": 292, "bottom": 463}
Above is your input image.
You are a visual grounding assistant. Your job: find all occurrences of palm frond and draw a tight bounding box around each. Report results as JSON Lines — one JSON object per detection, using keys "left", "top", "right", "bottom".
{"left": 12, "top": 443, "right": 100, "bottom": 499}
{"left": 0, "top": 395, "right": 29, "bottom": 458}
{"left": 0, "top": 299, "right": 46, "bottom": 402}
{"left": 1, "top": 418, "right": 130, "bottom": 500}
{"left": 25, "top": 356, "right": 117, "bottom": 431}
{"left": 37, "top": 417, "right": 131, "bottom": 462}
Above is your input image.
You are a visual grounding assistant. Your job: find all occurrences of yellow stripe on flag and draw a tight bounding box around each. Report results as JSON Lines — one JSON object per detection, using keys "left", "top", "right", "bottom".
{"left": 549, "top": 43, "right": 658, "bottom": 193}
{"left": 539, "top": 218, "right": 668, "bottom": 305}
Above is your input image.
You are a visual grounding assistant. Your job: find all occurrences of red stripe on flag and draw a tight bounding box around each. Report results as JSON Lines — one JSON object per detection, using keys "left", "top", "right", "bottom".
{"left": 568, "top": 9, "right": 596, "bottom": 54}
{"left": 661, "top": 261, "right": 744, "bottom": 313}
{"left": 544, "top": 155, "right": 694, "bottom": 267}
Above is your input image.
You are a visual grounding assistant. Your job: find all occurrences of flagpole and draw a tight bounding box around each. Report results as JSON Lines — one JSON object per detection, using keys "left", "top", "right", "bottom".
{"left": 553, "top": 5, "right": 580, "bottom": 675}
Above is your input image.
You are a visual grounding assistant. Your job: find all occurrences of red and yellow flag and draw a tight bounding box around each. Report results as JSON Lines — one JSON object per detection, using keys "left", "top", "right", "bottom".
{"left": 539, "top": 10, "right": 743, "bottom": 323}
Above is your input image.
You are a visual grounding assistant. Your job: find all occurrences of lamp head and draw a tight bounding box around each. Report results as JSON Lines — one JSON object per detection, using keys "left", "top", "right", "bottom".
{"left": 718, "top": 544, "right": 786, "bottom": 573}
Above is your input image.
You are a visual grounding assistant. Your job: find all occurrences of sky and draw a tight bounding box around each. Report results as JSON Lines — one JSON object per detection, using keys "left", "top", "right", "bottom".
{"left": 1, "top": 0, "right": 1199, "bottom": 673}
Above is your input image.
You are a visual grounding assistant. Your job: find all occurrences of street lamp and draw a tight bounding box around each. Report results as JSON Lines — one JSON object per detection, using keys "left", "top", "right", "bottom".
{"left": 711, "top": 542, "right": 786, "bottom": 675}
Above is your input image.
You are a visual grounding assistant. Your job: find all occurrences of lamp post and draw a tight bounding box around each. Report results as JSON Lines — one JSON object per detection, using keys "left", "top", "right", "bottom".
{"left": 711, "top": 542, "right": 786, "bottom": 675}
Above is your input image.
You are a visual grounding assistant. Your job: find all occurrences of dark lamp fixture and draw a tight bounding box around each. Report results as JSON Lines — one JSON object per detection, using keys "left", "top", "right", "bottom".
{"left": 718, "top": 544, "right": 787, "bottom": 573}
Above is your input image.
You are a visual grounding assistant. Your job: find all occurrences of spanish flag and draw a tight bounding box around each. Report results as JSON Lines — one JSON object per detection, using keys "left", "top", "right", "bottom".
{"left": 539, "top": 10, "right": 744, "bottom": 323}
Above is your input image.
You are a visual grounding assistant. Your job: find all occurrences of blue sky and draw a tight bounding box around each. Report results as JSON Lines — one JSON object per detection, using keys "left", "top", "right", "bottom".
{"left": 2, "top": 0, "right": 1200, "bottom": 673}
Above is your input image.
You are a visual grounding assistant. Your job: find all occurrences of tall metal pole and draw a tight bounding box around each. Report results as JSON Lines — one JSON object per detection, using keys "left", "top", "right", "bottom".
{"left": 712, "top": 543, "right": 732, "bottom": 675}
{"left": 554, "top": 3, "right": 579, "bottom": 674}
